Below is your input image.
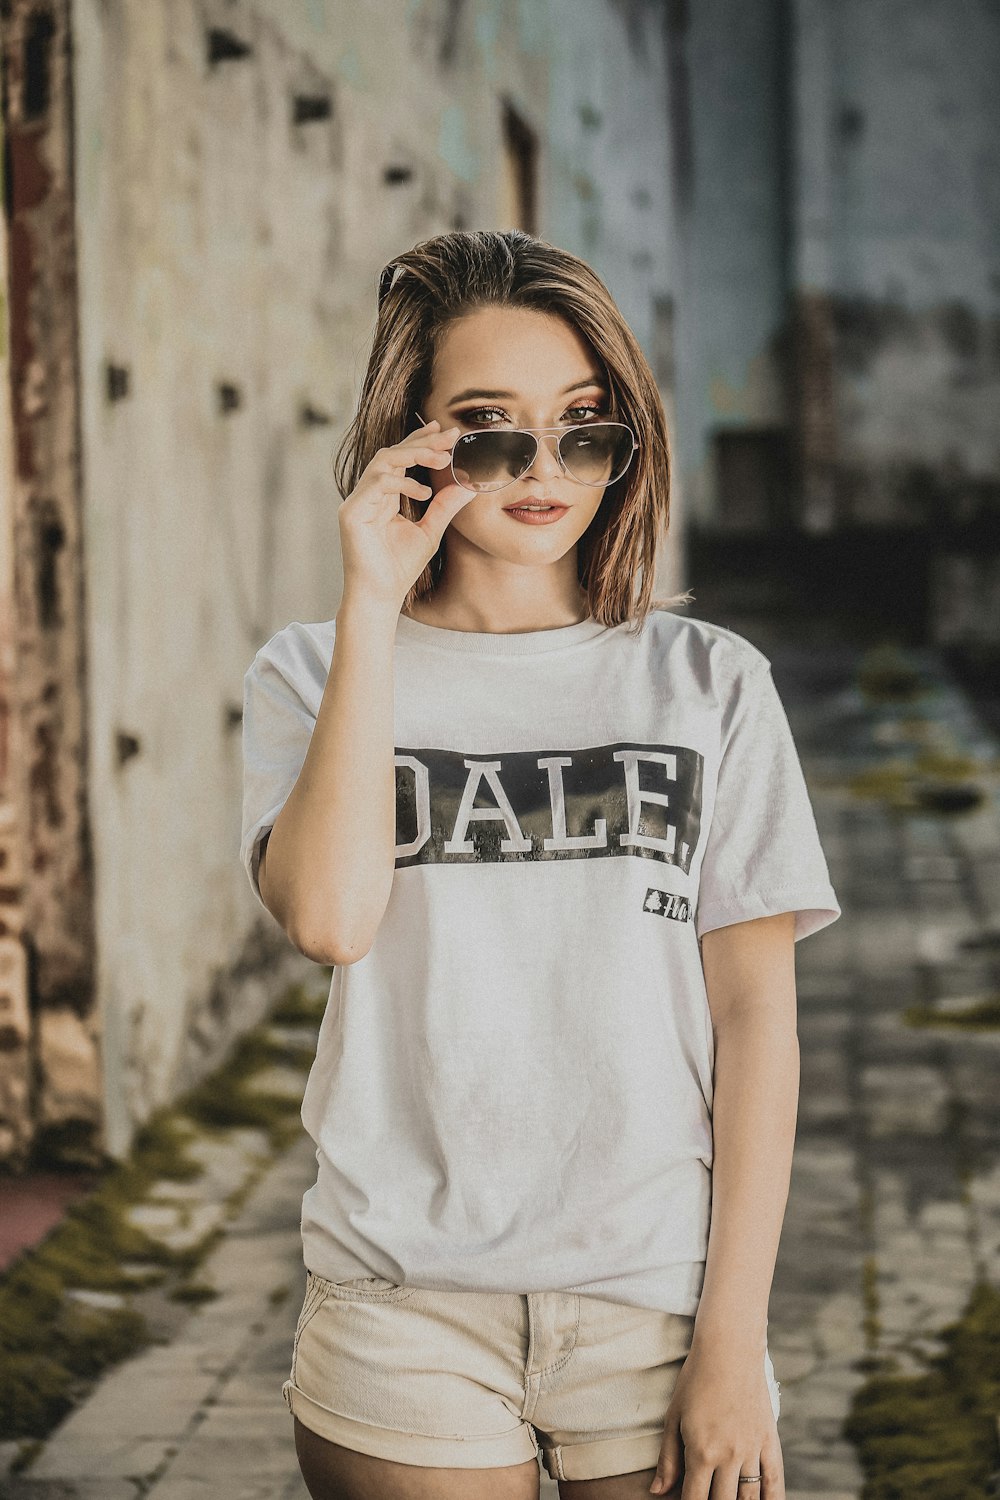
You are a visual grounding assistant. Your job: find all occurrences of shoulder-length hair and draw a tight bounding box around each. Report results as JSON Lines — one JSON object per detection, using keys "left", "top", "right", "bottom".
{"left": 334, "top": 229, "right": 692, "bottom": 633}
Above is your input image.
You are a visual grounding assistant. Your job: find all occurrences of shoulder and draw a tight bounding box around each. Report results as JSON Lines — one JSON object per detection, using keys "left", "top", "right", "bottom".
{"left": 243, "top": 620, "right": 338, "bottom": 720}
{"left": 636, "top": 606, "right": 771, "bottom": 695}
{"left": 245, "top": 617, "right": 337, "bottom": 684}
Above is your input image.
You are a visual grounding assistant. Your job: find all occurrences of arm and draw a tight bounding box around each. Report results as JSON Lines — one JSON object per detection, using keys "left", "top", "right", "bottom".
{"left": 692, "top": 908, "right": 799, "bottom": 1358}
{"left": 259, "top": 595, "right": 399, "bottom": 966}
{"left": 649, "top": 909, "right": 798, "bottom": 1497}
{"left": 250, "top": 418, "right": 471, "bottom": 965}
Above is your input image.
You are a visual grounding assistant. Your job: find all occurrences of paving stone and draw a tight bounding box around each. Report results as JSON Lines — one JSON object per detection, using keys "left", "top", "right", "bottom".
{"left": 24, "top": 1436, "right": 173, "bottom": 1483}
{"left": 63, "top": 1288, "right": 127, "bottom": 1311}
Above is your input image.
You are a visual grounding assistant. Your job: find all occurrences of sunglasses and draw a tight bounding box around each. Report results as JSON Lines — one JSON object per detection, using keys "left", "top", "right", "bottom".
{"left": 413, "top": 410, "right": 639, "bottom": 493}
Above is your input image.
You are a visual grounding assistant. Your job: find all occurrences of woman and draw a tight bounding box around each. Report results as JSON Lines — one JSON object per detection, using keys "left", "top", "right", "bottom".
{"left": 240, "top": 229, "right": 841, "bottom": 1500}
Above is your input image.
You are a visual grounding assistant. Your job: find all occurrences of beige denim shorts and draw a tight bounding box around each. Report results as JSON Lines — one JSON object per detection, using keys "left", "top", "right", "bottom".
{"left": 282, "top": 1271, "right": 781, "bottom": 1483}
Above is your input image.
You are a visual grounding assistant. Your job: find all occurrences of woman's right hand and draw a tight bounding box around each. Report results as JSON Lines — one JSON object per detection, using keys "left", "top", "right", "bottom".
{"left": 337, "top": 419, "right": 476, "bottom": 611}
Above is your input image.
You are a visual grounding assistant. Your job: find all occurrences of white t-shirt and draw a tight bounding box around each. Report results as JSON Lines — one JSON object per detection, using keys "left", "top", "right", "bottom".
{"left": 240, "top": 606, "right": 840, "bottom": 1317}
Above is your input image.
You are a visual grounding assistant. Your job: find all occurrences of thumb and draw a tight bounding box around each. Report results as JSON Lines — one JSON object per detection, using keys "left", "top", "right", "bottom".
{"left": 649, "top": 1416, "right": 684, "bottom": 1495}
{"left": 418, "top": 481, "right": 477, "bottom": 550}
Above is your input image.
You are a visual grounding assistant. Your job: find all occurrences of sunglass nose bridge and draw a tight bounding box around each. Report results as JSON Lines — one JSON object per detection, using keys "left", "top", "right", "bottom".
{"left": 509, "top": 431, "right": 573, "bottom": 483}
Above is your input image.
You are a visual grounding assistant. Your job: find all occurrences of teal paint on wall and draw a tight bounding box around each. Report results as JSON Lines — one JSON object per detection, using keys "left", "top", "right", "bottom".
{"left": 438, "top": 104, "right": 480, "bottom": 182}
{"left": 517, "top": 0, "right": 549, "bottom": 52}
{"left": 475, "top": 5, "right": 501, "bottom": 81}
{"left": 303, "top": 0, "right": 328, "bottom": 31}
{"left": 338, "top": 44, "right": 364, "bottom": 87}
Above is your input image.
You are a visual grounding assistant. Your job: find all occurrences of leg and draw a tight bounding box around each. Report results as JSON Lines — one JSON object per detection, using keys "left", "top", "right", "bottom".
{"left": 294, "top": 1416, "right": 541, "bottom": 1500}
{"left": 557, "top": 1470, "right": 662, "bottom": 1500}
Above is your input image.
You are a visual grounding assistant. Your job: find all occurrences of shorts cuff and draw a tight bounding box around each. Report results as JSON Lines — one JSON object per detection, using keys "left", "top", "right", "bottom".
{"left": 282, "top": 1380, "right": 540, "bottom": 1470}
{"left": 539, "top": 1431, "right": 662, "bottom": 1482}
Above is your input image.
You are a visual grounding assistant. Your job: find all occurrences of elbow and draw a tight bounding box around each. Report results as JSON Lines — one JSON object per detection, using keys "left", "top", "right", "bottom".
{"left": 287, "top": 919, "right": 375, "bottom": 968}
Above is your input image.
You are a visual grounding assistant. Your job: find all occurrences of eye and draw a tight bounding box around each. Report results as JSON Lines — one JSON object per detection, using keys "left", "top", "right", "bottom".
{"left": 564, "top": 401, "right": 605, "bottom": 423}
{"left": 459, "top": 405, "right": 512, "bottom": 428}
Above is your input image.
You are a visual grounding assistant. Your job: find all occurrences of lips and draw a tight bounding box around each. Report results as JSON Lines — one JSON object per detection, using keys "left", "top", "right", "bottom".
{"left": 502, "top": 499, "right": 567, "bottom": 511}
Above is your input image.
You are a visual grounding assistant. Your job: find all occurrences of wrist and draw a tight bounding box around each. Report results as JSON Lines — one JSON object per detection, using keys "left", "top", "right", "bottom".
{"left": 336, "top": 590, "right": 402, "bottom": 633}
{"left": 690, "top": 1307, "right": 768, "bottom": 1360}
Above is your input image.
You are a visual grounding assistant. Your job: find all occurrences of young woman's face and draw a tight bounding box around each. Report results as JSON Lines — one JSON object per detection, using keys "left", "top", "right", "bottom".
{"left": 419, "top": 304, "right": 612, "bottom": 565}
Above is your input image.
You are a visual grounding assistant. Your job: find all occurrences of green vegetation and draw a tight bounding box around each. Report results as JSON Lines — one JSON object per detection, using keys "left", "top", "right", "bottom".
{"left": 849, "top": 756, "right": 987, "bottom": 813}
{"left": 0, "top": 979, "right": 325, "bottom": 1444}
{"left": 857, "top": 643, "right": 931, "bottom": 705}
{"left": 844, "top": 1279, "right": 1000, "bottom": 1500}
{"left": 848, "top": 643, "right": 991, "bottom": 814}
{"left": 904, "top": 994, "right": 1000, "bottom": 1030}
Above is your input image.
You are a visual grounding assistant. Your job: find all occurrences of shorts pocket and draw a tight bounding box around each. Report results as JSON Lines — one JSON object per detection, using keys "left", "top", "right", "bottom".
{"left": 290, "top": 1270, "right": 332, "bottom": 1378}
{"left": 312, "top": 1271, "right": 417, "bottom": 1304}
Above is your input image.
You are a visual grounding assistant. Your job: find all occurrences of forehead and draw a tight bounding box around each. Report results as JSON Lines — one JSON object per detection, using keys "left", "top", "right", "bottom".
{"left": 429, "top": 305, "right": 602, "bottom": 394}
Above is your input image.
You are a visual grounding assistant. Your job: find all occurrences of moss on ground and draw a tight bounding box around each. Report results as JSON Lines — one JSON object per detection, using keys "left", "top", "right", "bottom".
{"left": 0, "top": 979, "right": 324, "bottom": 1444}
{"left": 904, "top": 994, "right": 1000, "bottom": 1030}
{"left": 181, "top": 1028, "right": 311, "bottom": 1149}
{"left": 849, "top": 752, "right": 987, "bottom": 814}
{"left": 847, "top": 642, "right": 996, "bottom": 814}
{"left": 857, "top": 643, "right": 931, "bottom": 706}
{"left": 844, "top": 1278, "right": 1000, "bottom": 1499}
{"left": 270, "top": 981, "right": 329, "bottom": 1025}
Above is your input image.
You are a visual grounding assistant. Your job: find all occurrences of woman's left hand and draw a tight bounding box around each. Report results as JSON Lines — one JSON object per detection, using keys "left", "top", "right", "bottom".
{"left": 648, "top": 1342, "right": 785, "bottom": 1499}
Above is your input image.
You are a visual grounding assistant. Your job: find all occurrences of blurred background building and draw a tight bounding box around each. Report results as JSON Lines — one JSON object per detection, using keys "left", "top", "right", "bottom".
{"left": 1, "top": 0, "right": 998, "bottom": 1176}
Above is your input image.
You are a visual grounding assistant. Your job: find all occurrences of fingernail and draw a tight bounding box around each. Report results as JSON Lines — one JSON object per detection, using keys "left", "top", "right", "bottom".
{"left": 649, "top": 1481, "right": 663, "bottom": 1495}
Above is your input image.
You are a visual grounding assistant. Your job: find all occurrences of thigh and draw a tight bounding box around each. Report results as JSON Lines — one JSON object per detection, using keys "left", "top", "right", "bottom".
{"left": 294, "top": 1418, "right": 540, "bottom": 1500}
{"left": 556, "top": 1471, "right": 658, "bottom": 1500}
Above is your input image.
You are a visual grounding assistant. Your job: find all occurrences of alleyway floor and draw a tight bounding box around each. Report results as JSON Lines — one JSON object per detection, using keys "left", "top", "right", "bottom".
{"left": 3, "top": 634, "right": 1000, "bottom": 1499}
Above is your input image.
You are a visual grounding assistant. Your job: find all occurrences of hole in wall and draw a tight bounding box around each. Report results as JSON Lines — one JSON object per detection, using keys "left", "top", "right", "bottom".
{"left": 23, "top": 8, "right": 55, "bottom": 120}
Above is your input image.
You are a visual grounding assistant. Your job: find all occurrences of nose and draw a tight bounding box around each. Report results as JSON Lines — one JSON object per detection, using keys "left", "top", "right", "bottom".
{"left": 522, "top": 433, "right": 564, "bottom": 483}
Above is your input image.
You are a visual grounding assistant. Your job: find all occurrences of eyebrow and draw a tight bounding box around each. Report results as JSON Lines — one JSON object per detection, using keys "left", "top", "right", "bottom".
{"left": 446, "top": 375, "right": 608, "bottom": 404}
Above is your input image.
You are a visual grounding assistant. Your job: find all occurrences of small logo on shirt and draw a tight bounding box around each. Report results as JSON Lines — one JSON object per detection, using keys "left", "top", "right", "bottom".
{"left": 643, "top": 887, "right": 691, "bottom": 922}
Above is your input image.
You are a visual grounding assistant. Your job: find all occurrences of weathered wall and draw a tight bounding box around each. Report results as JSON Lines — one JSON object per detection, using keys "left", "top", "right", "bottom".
{"left": 67, "top": 0, "right": 679, "bottom": 1160}
{"left": 670, "top": 0, "right": 1000, "bottom": 536}
{"left": 793, "top": 0, "right": 1000, "bottom": 528}
{"left": 1, "top": 0, "right": 103, "bottom": 1170}
{"left": 666, "top": 0, "right": 791, "bottom": 526}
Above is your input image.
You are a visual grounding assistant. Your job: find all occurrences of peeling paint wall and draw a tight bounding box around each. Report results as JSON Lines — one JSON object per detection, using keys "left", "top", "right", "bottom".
{"left": 60, "top": 0, "right": 677, "bottom": 1162}
{"left": 1, "top": 0, "right": 102, "bottom": 1170}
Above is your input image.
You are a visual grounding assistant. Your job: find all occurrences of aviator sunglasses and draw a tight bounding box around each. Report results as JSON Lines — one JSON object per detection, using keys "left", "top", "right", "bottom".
{"left": 412, "top": 409, "right": 639, "bottom": 494}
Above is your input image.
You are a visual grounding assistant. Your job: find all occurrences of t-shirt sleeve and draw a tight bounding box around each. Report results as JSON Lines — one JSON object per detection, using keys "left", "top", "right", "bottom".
{"left": 239, "top": 633, "right": 321, "bottom": 911}
{"left": 695, "top": 660, "right": 841, "bottom": 943}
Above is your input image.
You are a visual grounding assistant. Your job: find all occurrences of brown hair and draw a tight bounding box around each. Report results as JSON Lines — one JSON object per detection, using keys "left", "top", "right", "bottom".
{"left": 334, "top": 229, "right": 692, "bottom": 633}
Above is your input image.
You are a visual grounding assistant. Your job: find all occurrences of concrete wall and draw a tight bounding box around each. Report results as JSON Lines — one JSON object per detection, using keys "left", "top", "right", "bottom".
{"left": 667, "top": 0, "right": 791, "bottom": 525}
{"left": 672, "top": 0, "right": 1000, "bottom": 532}
{"left": 819, "top": 0, "right": 1000, "bottom": 524}
{"left": 65, "top": 0, "right": 678, "bottom": 1161}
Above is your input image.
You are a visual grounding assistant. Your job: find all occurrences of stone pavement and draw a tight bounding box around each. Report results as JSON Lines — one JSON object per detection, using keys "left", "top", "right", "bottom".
{"left": 764, "top": 638, "right": 1000, "bottom": 1499}
{"left": 4, "top": 637, "right": 999, "bottom": 1500}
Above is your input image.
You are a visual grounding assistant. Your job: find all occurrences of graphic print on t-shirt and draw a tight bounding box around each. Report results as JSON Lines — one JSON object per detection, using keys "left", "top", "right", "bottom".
{"left": 393, "top": 741, "right": 704, "bottom": 873}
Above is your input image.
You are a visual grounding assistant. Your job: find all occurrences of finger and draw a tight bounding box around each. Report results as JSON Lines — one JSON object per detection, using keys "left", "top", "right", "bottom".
{"left": 397, "top": 476, "right": 432, "bottom": 501}
{"left": 761, "top": 1440, "right": 783, "bottom": 1500}
{"left": 649, "top": 1418, "right": 683, "bottom": 1495}
{"left": 377, "top": 443, "right": 456, "bottom": 472}
{"left": 415, "top": 482, "right": 478, "bottom": 547}
{"left": 709, "top": 1464, "right": 746, "bottom": 1500}
{"left": 396, "top": 424, "right": 460, "bottom": 451}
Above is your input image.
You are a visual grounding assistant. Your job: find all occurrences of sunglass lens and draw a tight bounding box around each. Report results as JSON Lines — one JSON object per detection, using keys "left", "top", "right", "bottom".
{"left": 561, "top": 424, "right": 634, "bottom": 485}
{"left": 453, "top": 431, "right": 536, "bottom": 490}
